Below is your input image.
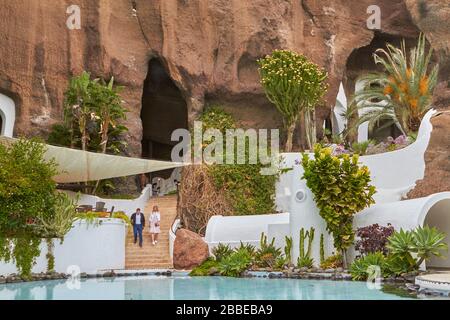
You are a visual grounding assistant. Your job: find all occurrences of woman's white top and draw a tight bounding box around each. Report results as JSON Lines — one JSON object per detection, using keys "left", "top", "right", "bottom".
{"left": 150, "top": 212, "right": 161, "bottom": 223}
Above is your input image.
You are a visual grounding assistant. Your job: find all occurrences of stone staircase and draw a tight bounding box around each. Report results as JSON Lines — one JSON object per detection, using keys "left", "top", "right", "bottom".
{"left": 125, "top": 195, "right": 178, "bottom": 269}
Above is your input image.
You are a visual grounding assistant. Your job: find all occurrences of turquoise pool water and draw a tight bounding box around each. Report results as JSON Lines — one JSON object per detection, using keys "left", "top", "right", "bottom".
{"left": 0, "top": 275, "right": 414, "bottom": 300}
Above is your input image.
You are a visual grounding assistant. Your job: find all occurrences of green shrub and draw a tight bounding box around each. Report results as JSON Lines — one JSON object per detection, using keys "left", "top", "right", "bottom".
{"left": 236, "top": 242, "right": 256, "bottom": 257}
{"left": 190, "top": 258, "right": 219, "bottom": 277}
{"left": 302, "top": 145, "right": 376, "bottom": 264}
{"left": 350, "top": 252, "right": 387, "bottom": 281}
{"left": 0, "top": 138, "right": 61, "bottom": 278}
{"left": 387, "top": 226, "right": 447, "bottom": 270}
{"left": 212, "top": 243, "right": 234, "bottom": 262}
{"left": 217, "top": 249, "right": 253, "bottom": 277}
{"left": 320, "top": 254, "right": 343, "bottom": 270}
{"left": 254, "top": 233, "right": 283, "bottom": 268}
{"left": 200, "top": 107, "right": 279, "bottom": 216}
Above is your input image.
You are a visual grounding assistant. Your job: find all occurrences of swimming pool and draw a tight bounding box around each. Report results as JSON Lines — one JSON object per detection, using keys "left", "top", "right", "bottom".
{"left": 0, "top": 275, "right": 420, "bottom": 300}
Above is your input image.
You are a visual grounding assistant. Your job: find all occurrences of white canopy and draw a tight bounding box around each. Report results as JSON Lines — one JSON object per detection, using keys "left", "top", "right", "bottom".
{"left": 0, "top": 136, "right": 185, "bottom": 183}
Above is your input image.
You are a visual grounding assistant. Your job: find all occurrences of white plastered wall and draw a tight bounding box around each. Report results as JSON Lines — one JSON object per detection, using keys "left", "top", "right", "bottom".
{"left": 0, "top": 93, "right": 15, "bottom": 137}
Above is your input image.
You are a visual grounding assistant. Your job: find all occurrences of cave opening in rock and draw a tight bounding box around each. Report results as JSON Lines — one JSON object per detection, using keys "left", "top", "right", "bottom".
{"left": 141, "top": 58, "right": 188, "bottom": 181}
{"left": 0, "top": 113, "right": 3, "bottom": 135}
{"left": 344, "top": 32, "right": 418, "bottom": 142}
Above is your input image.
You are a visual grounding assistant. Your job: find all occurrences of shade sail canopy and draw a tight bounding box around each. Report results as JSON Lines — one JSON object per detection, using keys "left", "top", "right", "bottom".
{"left": 0, "top": 137, "right": 185, "bottom": 183}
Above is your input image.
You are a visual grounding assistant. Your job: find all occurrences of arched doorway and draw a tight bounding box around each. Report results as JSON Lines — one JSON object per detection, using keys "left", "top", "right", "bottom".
{"left": 140, "top": 58, "right": 188, "bottom": 181}
{"left": 424, "top": 199, "right": 450, "bottom": 269}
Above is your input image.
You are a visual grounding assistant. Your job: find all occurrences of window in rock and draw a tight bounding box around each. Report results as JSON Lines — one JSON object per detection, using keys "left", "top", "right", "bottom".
{"left": 140, "top": 59, "right": 188, "bottom": 180}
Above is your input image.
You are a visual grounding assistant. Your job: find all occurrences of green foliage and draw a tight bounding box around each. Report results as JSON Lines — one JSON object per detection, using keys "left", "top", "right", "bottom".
{"left": 353, "top": 34, "right": 439, "bottom": 134}
{"left": 237, "top": 242, "right": 256, "bottom": 257}
{"left": 45, "top": 239, "right": 55, "bottom": 273}
{"left": 350, "top": 252, "right": 387, "bottom": 281}
{"left": 258, "top": 50, "right": 328, "bottom": 151}
{"left": 297, "top": 227, "right": 315, "bottom": 268}
{"left": 284, "top": 236, "right": 293, "bottom": 265}
{"left": 387, "top": 226, "right": 448, "bottom": 269}
{"left": 320, "top": 254, "right": 343, "bottom": 269}
{"left": 200, "top": 107, "right": 279, "bottom": 216}
{"left": 189, "top": 258, "right": 219, "bottom": 277}
{"left": 34, "top": 192, "right": 78, "bottom": 239}
{"left": 212, "top": 243, "right": 234, "bottom": 262}
{"left": 0, "top": 138, "right": 82, "bottom": 278}
{"left": 350, "top": 226, "right": 448, "bottom": 280}
{"left": 209, "top": 163, "right": 278, "bottom": 215}
{"left": 199, "top": 106, "right": 236, "bottom": 134}
{"left": 0, "top": 138, "right": 58, "bottom": 237}
{"left": 302, "top": 145, "right": 376, "bottom": 254}
{"left": 351, "top": 140, "right": 373, "bottom": 156}
{"left": 217, "top": 248, "right": 253, "bottom": 277}
{"left": 255, "top": 233, "right": 283, "bottom": 268}
{"left": 48, "top": 71, "right": 128, "bottom": 195}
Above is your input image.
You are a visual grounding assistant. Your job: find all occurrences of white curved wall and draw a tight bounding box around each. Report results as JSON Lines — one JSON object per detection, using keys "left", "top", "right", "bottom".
{"left": 0, "top": 93, "right": 15, "bottom": 137}
{"left": 205, "top": 213, "right": 290, "bottom": 250}
{"left": 0, "top": 219, "right": 128, "bottom": 276}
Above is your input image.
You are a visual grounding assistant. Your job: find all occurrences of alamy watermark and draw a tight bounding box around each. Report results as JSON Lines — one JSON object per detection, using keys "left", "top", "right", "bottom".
{"left": 66, "top": 5, "right": 81, "bottom": 30}
{"left": 171, "top": 122, "right": 280, "bottom": 176}
{"left": 66, "top": 265, "right": 81, "bottom": 290}
{"left": 367, "top": 5, "right": 381, "bottom": 30}
{"left": 366, "top": 265, "right": 382, "bottom": 290}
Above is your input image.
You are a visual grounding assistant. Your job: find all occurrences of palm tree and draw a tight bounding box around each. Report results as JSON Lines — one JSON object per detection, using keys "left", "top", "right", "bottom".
{"left": 352, "top": 34, "right": 439, "bottom": 135}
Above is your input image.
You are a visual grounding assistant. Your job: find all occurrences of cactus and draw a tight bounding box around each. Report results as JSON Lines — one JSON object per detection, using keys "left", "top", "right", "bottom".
{"left": 284, "top": 236, "right": 293, "bottom": 264}
{"left": 297, "top": 227, "right": 315, "bottom": 268}
{"left": 320, "top": 233, "right": 325, "bottom": 264}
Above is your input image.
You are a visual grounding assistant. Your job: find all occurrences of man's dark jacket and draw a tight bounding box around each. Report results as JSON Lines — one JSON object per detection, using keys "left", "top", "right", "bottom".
{"left": 130, "top": 212, "right": 145, "bottom": 227}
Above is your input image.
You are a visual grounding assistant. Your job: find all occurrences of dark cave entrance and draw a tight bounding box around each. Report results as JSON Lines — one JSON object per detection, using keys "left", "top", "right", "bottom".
{"left": 0, "top": 114, "right": 3, "bottom": 135}
{"left": 141, "top": 58, "right": 188, "bottom": 180}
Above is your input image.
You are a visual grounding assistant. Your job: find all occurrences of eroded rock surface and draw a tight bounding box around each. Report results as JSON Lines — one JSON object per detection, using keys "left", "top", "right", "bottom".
{"left": 0, "top": 0, "right": 447, "bottom": 155}
{"left": 407, "top": 112, "right": 450, "bottom": 199}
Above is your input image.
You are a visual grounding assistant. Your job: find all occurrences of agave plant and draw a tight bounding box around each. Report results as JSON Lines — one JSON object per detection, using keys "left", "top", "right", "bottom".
{"left": 212, "top": 243, "right": 234, "bottom": 262}
{"left": 352, "top": 34, "right": 439, "bottom": 135}
{"left": 350, "top": 252, "right": 387, "bottom": 281}
{"left": 411, "top": 226, "right": 448, "bottom": 268}
{"left": 387, "top": 226, "right": 448, "bottom": 270}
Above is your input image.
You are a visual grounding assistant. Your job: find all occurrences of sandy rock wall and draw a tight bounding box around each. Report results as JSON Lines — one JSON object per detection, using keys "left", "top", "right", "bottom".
{"left": 0, "top": 0, "right": 447, "bottom": 156}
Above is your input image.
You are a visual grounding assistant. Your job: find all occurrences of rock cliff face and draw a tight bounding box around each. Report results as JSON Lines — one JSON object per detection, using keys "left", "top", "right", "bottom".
{"left": 0, "top": 0, "right": 448, "bottom": 157}
{"left": 407, "top": 112, "right": 450, "bottom": 199}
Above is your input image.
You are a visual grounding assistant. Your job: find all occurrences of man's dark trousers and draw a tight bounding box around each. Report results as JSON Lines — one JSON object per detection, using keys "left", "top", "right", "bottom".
{"left": 133, "top": 223, "right": 143, "bottom": 246}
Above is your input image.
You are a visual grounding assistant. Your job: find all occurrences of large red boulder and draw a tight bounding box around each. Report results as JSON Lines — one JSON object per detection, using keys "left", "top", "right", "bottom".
{"left": 173, "top": 229, "right": 209, "bottom": 270}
